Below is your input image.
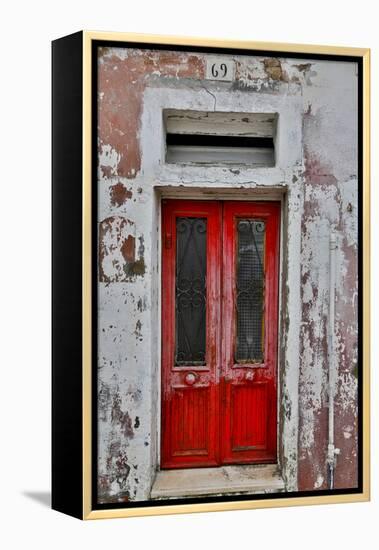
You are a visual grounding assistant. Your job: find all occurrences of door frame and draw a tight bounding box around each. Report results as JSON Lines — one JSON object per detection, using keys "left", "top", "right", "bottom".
{"left": 157, "top": 192, "right": 284, "bottom": 471}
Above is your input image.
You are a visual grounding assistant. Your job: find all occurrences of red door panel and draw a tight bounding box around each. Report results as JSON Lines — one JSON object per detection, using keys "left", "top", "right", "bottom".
{"left": 221, "top": 202, "right": 280, "bottom": 464}
{"left": 230, "top": 382, "right": 268, "bottom": 451}
{"left": 161, "top": 200, "right": 221, "bottom": 468}
{"left": 161, "top": 200, "right": 280, "bottom": 469}
{"left": 170, "top": 387, "right": 209, "bottom": 457}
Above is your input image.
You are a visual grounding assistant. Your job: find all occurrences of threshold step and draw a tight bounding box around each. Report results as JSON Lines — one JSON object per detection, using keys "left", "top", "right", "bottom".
{"left": 151, "top": 464, "right": 285, "bottom": 499}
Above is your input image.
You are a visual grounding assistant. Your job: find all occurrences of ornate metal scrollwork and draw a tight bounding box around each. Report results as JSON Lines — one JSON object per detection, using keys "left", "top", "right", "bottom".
{"left": 175, "top": 218, "right": 207, "bottom": 366}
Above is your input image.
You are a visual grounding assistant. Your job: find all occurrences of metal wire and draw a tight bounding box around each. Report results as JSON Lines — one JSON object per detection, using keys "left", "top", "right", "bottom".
{"left": 236, "top": 220, "right": 265, "bottom": 362}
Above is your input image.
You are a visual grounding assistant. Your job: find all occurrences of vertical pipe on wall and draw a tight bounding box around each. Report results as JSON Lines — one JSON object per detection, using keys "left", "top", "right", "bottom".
{"left": 327, "top": 232, "right": 340, "bottom": 489}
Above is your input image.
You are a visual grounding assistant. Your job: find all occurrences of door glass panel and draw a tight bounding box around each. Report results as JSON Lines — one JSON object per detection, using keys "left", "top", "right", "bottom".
{"left": 175, "top": 217, "right": 207, "bottom": 365}
{"left": 235, "top": 219, "right": 265, "bottom": 363}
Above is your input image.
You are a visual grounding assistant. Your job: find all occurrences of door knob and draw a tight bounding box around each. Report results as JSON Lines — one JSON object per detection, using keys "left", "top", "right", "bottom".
{"left": 185, "top": 373, "right": 197, "bottom": 385}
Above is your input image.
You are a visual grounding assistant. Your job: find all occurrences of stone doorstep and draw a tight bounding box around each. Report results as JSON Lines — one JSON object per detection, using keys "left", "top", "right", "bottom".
{"left": 151, "top": 464, "right": 285, "bottom": 499}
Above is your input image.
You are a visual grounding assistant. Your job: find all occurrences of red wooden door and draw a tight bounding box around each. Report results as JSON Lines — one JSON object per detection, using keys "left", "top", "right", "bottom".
{"left": 161, "top": 200, "right": 280, "bottom": 469}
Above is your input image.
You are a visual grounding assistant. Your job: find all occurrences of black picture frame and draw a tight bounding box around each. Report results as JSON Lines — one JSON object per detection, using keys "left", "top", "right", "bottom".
{"left": 52, "top": 31, "right": 370, "bottom": 520}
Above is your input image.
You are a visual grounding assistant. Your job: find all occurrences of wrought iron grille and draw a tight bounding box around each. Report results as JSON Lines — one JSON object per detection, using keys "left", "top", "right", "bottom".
{"left": 175, "top": 218, "right": 207, "bottom": 365}
{"left": 235, "top": 219, "right": 265, "bottom": 362}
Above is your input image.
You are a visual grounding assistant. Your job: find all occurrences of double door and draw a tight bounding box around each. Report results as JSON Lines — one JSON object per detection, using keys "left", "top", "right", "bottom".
{"left": 161, "top": 200, "right": 280, "bottom": 468}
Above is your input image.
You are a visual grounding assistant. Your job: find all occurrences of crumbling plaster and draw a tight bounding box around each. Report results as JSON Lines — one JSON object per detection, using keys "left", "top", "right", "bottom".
{"left": 97, "top": 47, "right": 358, "bottom": 503}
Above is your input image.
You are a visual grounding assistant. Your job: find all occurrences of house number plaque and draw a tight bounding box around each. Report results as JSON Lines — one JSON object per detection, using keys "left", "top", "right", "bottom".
{"left": 206, "top": 57, "right": 235, "bottom": 81}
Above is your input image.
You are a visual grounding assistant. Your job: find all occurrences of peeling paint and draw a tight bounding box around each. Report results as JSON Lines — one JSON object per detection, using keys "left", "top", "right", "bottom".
{"left": 111, "top": 392, "right": 134, "bottom": 439}
{"left": 98, "top": 48, "right": 205, "bottom": 179}
{"left": 99, "top": 216, "right": 146, "bottom": 282}
{"left": 110, "top": 182, "right": 133, "bottom": 206}
{"left": 134, "top": 320, "right": 143, "bottom": 341}
{"left": 263, "top": 58, "right": 283, "bottom": 81}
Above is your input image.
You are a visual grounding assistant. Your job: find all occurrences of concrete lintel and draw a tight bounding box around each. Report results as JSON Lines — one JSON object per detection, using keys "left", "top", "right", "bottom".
{"left": 156, "top": 184, "right": 286, "bottom": 202}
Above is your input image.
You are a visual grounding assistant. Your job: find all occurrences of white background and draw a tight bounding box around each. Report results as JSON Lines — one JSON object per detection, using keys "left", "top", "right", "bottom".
{"left": 1, "top": 1, "right": 377, "bottom": 548}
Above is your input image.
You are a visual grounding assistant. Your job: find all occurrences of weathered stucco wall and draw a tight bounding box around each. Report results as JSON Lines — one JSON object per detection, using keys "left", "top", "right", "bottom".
{"left": 298, "top": 61, "right": 358, "bottom": 490}
{"left": 96, "top": 46, "right": 358, "bottom": 503}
